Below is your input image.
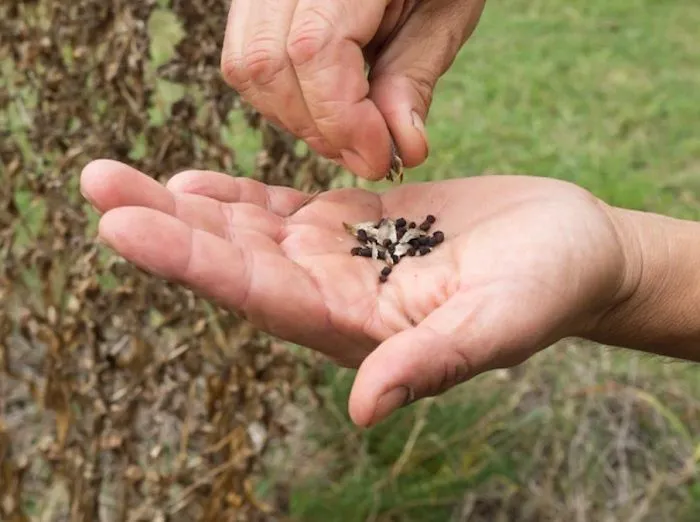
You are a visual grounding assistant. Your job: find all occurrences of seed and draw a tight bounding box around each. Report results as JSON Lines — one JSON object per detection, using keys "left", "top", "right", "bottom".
{"left": 426, "top": 214, "right": 436, "bottom": 224}
{"left": 408, "top": 221, "right": 416, "bottom": 229}
{"left": 418, "top": 236, "right": 431, "bottom": 246}
{"left": 387, "top": 244, "right": 396, "bottom": 254}
{"left": 419, "top": 246, "right": 431, "bottom": 256}
{"left": 432, "top": 230, "right": 444, "bottom": 244}
{"left": 391, "top": 254, "right": 400, "bottom": 264}
{"left": 377, "top": 250, "right": 386, "bottom": 260}
{"left": 379, "top": 274, "right": 388, "bottom": 283}
{"left": 382, "top": 238, "right": 392, "bottom": 248}
{"left": 428, "top": 236, "right": 438, "bottom": 247}
{"left": 381, "top": 266, "right": 392, "bottom": 276}
{"left": 351, "top": 247, "right": 362, "bottom": 256}
{"left": 357, "top": 229, "right": 368, "bottom": 243}
{"left": 408, "top": 238, "right": 420, "bottom": 248}
{"left": 359, "top": 247, "right": 373, "bottom": 257}
{"left": 395, "top": 218, "right": 407, "bottom": 228}
{"left": 397, "top": 228, "right": 406, "bottom": 240}
{"left": 419, "top": 221, "right": 431, "bottom": 232}
{"left": 407, "top": 247, "right": 416, "bottom": 256}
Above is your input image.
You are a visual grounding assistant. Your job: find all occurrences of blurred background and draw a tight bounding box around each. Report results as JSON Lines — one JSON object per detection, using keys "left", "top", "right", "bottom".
{"left": 1, "top": 0, "right": 699, "bottom": 521}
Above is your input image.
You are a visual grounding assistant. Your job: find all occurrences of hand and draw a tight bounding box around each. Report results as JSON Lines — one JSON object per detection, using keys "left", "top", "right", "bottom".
{"left": 80, "top": 159, "right": 631, "bottom": 426}
{"left": 220, "top": 0, "right": 487, "bottom": 180}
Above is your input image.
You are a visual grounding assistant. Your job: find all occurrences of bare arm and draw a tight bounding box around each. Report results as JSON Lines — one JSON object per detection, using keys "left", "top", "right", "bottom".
{"left": 590, "top": 207, "right": 700, "bottom": 362}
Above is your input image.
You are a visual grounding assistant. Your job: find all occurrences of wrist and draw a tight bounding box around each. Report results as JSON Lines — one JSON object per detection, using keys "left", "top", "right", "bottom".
{"left": 587, "top": 204, "right": 700, "bottom": 361}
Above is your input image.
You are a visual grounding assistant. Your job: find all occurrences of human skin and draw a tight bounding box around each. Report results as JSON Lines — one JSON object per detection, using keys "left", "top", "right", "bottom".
{"left": 80, "top": 159, "right": 700, "bottom": 428}
{"left": 220, "top": 0, "right": 487, "bottom": 179}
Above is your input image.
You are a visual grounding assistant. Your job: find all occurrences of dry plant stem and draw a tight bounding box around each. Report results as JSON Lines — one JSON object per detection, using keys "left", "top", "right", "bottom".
{"left": 590, "top": 206, "right": 700, "bottom": 361}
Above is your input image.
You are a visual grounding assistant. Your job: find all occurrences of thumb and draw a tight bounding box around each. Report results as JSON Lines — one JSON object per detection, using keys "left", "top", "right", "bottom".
{"left": 348, "top": 291, "right": 551, "bottom": 428}
{"left": 367, "top": 0, "right": 486, "bottom": 169}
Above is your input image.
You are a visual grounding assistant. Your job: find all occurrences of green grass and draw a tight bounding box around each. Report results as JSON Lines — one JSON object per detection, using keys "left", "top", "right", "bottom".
{"left": 285, "top": 0, "right": 700, "bottom": 520}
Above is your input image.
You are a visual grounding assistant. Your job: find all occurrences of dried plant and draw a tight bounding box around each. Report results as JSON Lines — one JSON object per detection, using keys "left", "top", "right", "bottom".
{"left": 0, "top": 1, "right": 338, "bottom": 520}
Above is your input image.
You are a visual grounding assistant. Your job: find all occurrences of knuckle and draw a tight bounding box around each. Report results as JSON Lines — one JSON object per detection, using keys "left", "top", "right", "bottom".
{"left": 220, "top": 53, "right": 249, "bottom": 89}
{"left": 287, "top": 6, "right": 335, "bottom": 66}
{"left": 244, "top": 36, "right": 286, "bottom": 86}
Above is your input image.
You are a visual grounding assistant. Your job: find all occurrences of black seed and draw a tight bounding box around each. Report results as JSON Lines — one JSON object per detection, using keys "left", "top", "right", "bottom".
{"left": 408, "top": 221, "right": 416, "bottom": 229}
{"left": 409, "top": 238, "right": 421, "bottom": 248}
{"left": 388, "top": 244, "right": 395, "bottom": 254}
{"left": 418, "top": 236, "right": 431, "bottom": 246}
{"left": 433, "top": 230, "right": 444, "bottom": 244}
{"left": 357, "top": 229, "right": 368, "bottom": 243}
{"left": 397, "top": 228, "right": 406, "bottom": 240}
{"left": 395, "top": 218, "right": 407, "bottom": 228}
{"left": 392, "top": 254, "right": 400, "bottom": 264}
{"left": 359, "top": 247, "right": 373, "bottom": 257}
{"left": 407, "top": 247, "right": 416, "bottom": 256}
{"left": 382, "top": 238, "right": 392, "bottom": 248}
{"left": 381, "top": 266, "right": 392, "bottom": 276}
{"left": 351, "top": 247, "right": 362, "bottom": 256}
{"left": 377, "top": 250, "right": 386, "bottom": 260}
{"left": 426, "top": 214, "right": 436, "bottom": 224}
{"left": 419, "top": 221, "right": 431, "bottom": 232}
{"left": 428, "top": 236, "right": 438, "bottom": 247}
{"left": 379, "top": 274, "right": 388, "bottom": 283}
{"left": 419, "top": 246, "right": 431, "bottom": 256}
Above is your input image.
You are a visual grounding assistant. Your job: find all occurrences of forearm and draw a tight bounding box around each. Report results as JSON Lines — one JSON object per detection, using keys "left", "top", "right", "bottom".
{"left": 590, "top": 207, "right": 700, "bottom": 361}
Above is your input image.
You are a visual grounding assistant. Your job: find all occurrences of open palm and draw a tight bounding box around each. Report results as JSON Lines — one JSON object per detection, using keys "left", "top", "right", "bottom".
{"left": 81, "top": 160, "right": 626, "bottom": 426}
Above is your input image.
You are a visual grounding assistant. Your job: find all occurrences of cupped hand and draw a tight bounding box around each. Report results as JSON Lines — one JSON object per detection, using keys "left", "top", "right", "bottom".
{"left": 220, "top": 0, "right": 487, "bottom": 180}
{"left": 81, "top": 159, "right": 630, "bottom": 426}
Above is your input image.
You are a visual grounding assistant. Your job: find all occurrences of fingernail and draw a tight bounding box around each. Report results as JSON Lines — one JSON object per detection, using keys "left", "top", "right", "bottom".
{"left": 371, "top": 386, "right": 412, "bottom": 425}
{"left": 411, "top": 110, "right": 425, "bottom": 135}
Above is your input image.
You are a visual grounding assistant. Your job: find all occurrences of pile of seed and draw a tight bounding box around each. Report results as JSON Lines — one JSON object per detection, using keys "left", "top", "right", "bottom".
{"left": 344, "top": 215, "right": 445, "bottom": 283}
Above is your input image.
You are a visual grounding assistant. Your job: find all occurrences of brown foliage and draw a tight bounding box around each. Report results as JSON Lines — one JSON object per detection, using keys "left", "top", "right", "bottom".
{"left": 0, "top": 1, "right": 338, "bottom": 520}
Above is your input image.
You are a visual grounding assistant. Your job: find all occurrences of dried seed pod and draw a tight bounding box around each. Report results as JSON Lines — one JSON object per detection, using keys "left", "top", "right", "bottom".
{"left": 377, "top": 218, "right": 398, "bottom": 245}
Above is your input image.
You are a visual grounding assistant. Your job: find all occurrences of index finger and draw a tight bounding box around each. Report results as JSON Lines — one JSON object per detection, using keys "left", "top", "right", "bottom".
{"left": 287, "top": 0, "right": 394, "bottom": 180}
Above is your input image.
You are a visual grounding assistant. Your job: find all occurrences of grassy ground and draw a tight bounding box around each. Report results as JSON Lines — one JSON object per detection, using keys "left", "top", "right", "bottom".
{"left": 284, "top": 0, "right": 700, "bottom": 520}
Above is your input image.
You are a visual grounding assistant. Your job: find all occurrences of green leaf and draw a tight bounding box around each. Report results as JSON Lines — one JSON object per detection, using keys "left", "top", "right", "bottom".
{"left": 147, "top": 8, "right": 185, "bottom": 69}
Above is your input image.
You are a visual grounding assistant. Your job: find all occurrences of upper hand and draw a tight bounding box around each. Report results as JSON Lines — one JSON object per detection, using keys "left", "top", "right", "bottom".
{"left": 220, "top": 0, "right": 487, "bottom": 180}
{"left": 81, "top": 159, "right": 630, "bottom": 426}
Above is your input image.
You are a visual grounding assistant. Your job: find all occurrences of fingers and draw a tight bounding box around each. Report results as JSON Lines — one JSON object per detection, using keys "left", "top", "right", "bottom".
{"left": 221, "top": 0, "right": 395, "bottom": 180}
{"left": 80, "top": 159, "right": 175, "bottom": 215}
{"left": 81, "top": 160, "right": 289, "bottom": 240}
{"left": 166, "top": 169, "right": 311, "bottom": 216}
{"left": 368, "top": 0, "right": 486, "bottom": 168}
{"left": 98, "top": 206, "right": 330, "bottom": 343}
{"left": 348, "top": 288, "right": 543, "bottom": 427}
{"left": 287, "top": 0, "right": 393, "bottom": 179}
